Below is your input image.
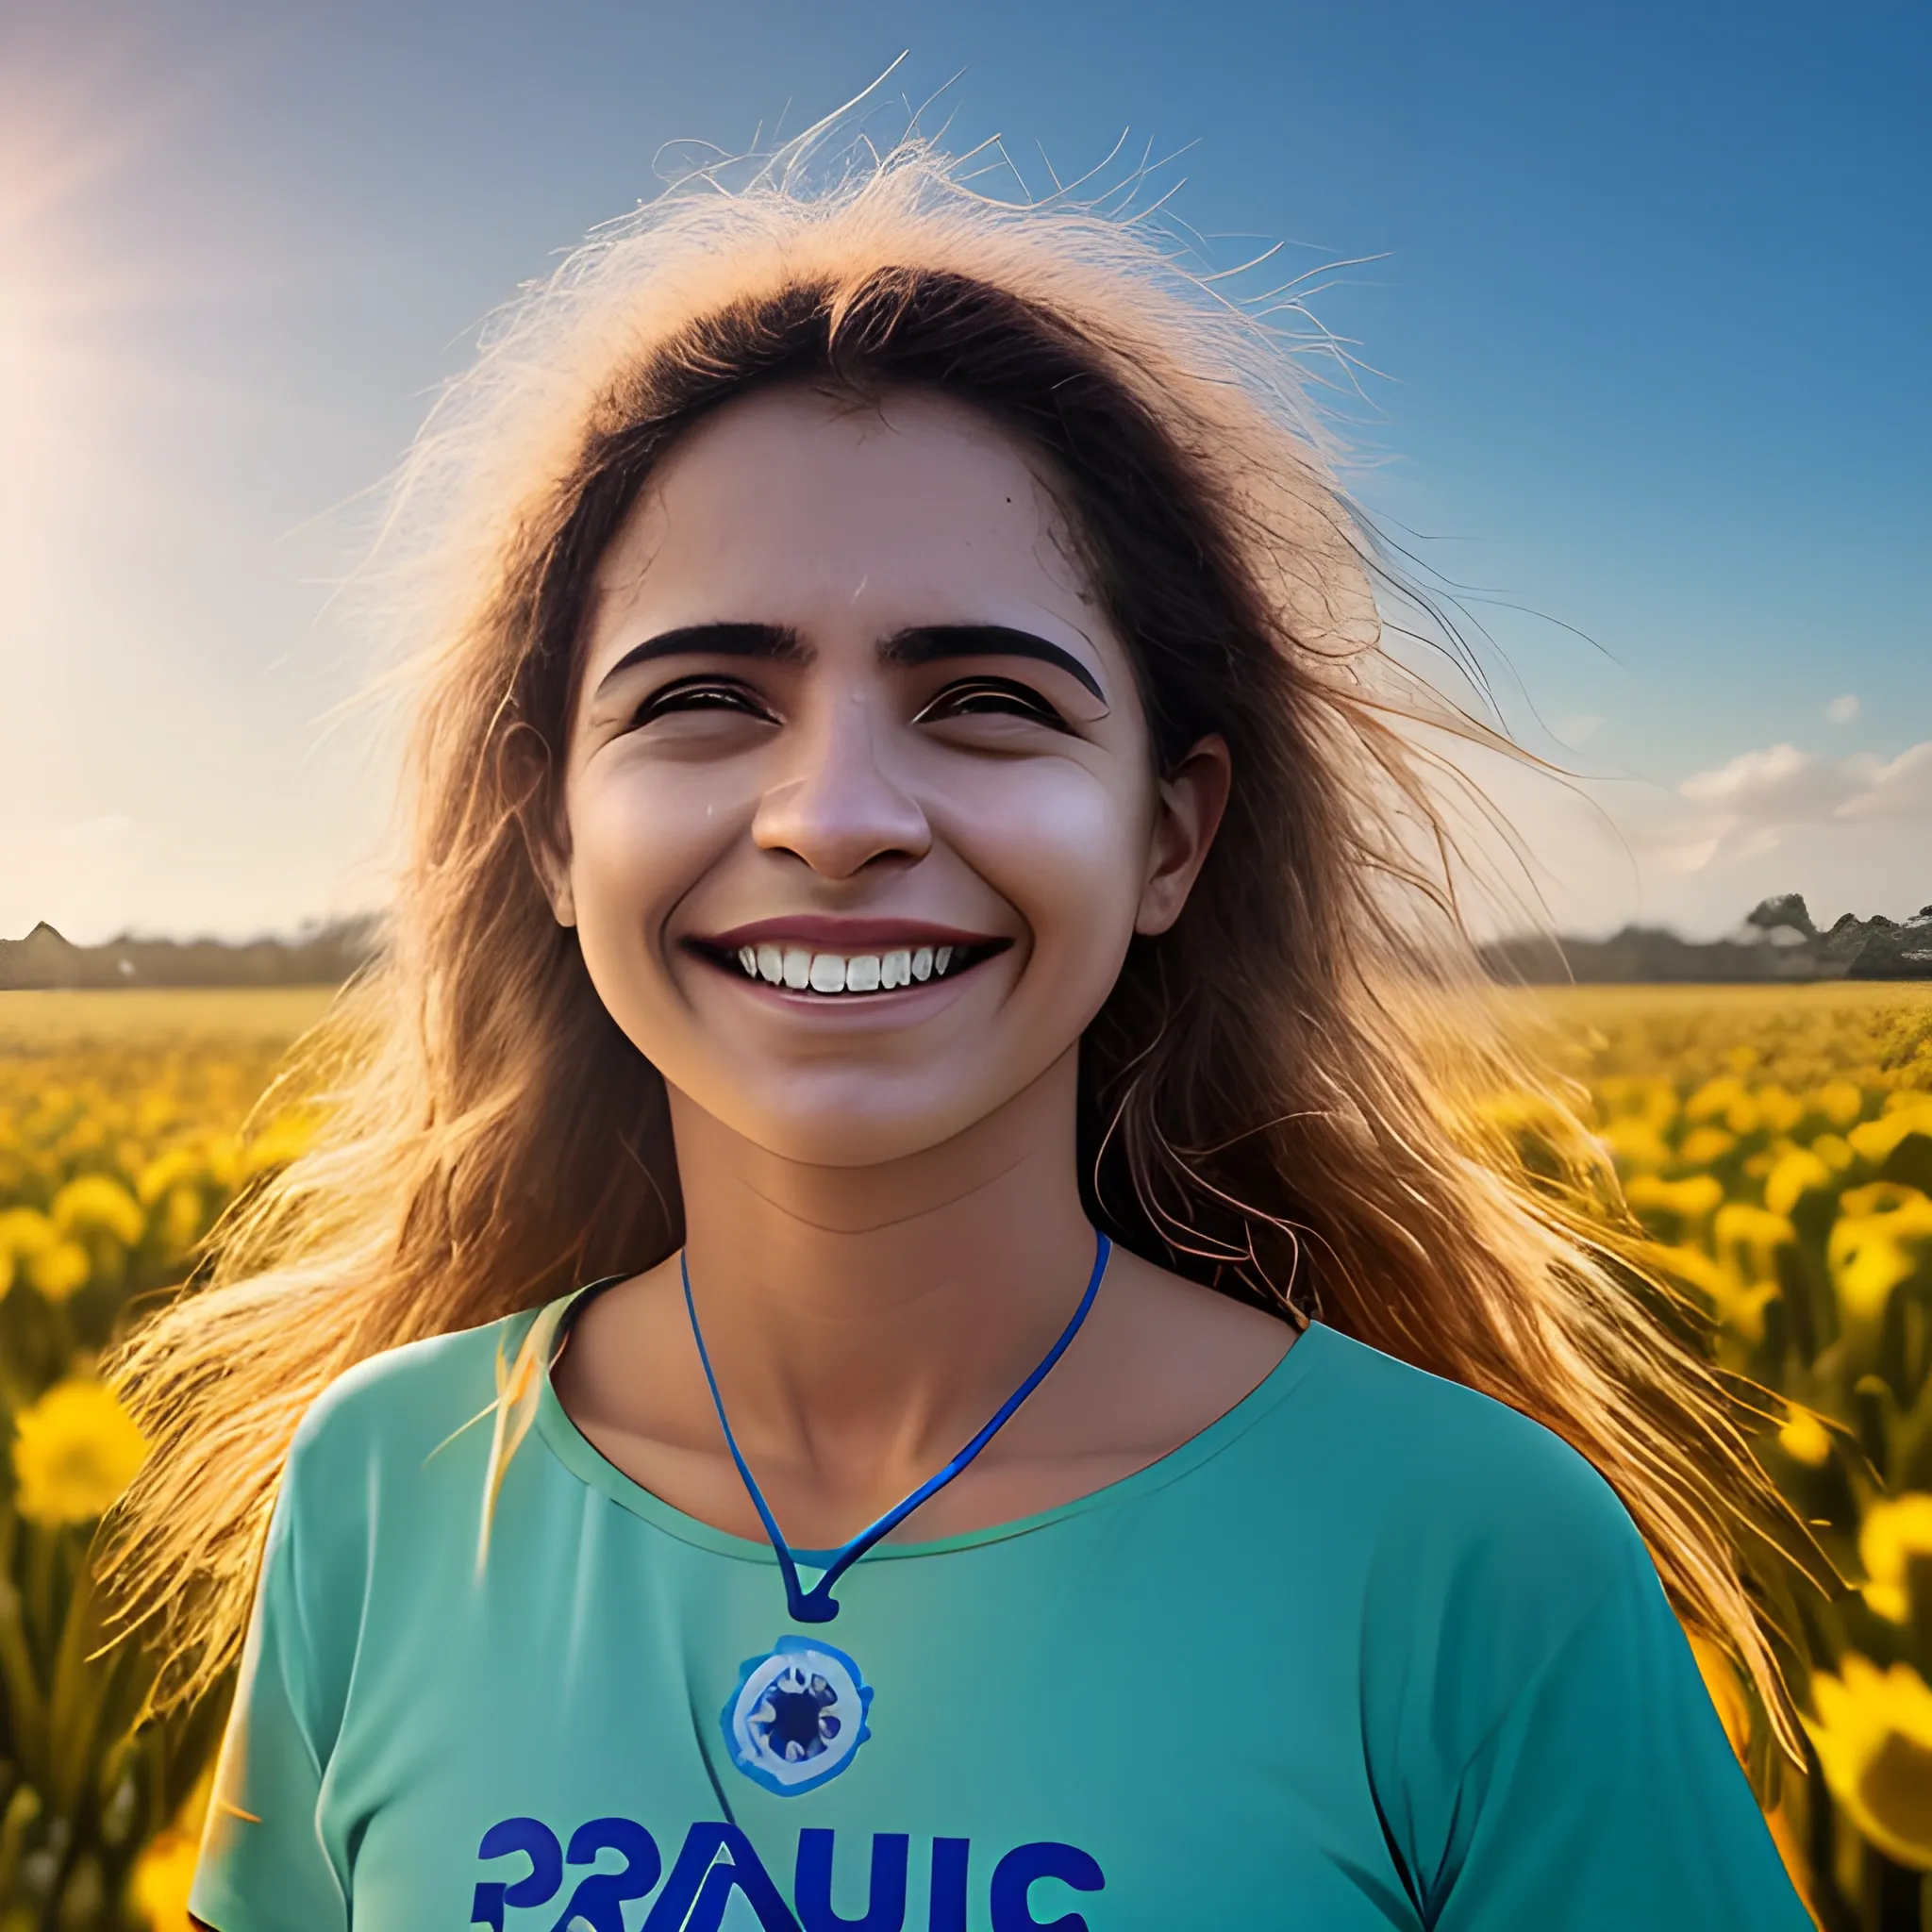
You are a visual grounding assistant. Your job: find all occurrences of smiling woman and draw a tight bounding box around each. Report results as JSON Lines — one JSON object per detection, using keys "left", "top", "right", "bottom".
{"left": 99, "top": 136, "right": 1821, "bottom": 1930}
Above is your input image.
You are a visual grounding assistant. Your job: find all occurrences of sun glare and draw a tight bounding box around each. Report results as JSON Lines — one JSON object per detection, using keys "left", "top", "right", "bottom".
{"left": 0, "top": 36, "right": 205, "bottom": 630}
{"left": 0, "top": 258, "right": 42, "bottom": 620}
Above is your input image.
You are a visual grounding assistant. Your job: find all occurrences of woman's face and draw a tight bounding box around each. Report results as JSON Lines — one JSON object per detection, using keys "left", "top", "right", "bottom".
{"left": 546, "top": 382, "right": 1226, "bottom": 1166}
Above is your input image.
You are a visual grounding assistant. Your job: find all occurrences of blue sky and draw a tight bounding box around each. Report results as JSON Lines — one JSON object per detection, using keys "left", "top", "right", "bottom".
{"left": 4, "top": 0, "right": 1927, "bottom": 941}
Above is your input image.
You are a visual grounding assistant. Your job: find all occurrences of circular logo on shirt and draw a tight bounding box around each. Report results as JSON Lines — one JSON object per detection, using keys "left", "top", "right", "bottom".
{"left": 723, "top": 1638, "right": 874, "bottom": 1795}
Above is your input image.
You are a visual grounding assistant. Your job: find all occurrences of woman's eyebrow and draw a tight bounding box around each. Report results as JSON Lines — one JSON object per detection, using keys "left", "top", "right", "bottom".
{"left": 880, "top": 625, "right": 1108, "bottom": 703}
{"left": 592, "top": 622, "right": 806, "bottom": 699}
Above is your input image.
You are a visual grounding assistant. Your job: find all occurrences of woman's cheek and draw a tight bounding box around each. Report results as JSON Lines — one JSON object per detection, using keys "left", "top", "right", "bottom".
{"left": 568, "top": 766, "right": 740, "bottom": 1012}
{"left": 947, "top": 761, "right": 1147, "bottom": 986}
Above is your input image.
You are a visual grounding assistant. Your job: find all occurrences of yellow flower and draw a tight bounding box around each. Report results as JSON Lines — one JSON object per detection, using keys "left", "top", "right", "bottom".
{"left": 53, "top": 1173, "right": 144, "bottom": 1245}
{"left": 128, "top": 1764, "right": 212, "bottom": 1932}
{"left": 11, "top": 1378, "right": 149, "bottom": 1524}
{"left": 1687, "top": 1075, "right": 1748, "bottom": 1124}
{"left": 1859, "top": 1493, "right": 1932, "bottom": 1624}
{"left": 1850, "top": 1101, "right": 1932, "bottom": 1169}
{"left": 134, "top": 1145, "right": 202, "bottom": 1209}
{"left": 1812, "top": 1132, "right": 1856, "bottom": 1172}
{"left": 1777, "top": 1407, "right": 1833, "bottom": 1468}
{"left": 204, "top": 1134, "right": 243, "bottom": 1191}
{"left": 1815, "top": 1080, "right": 1865, "bottom": 1129}
{"left": 1599, "top": 1075, "right": 1677, "bottom": 1126}
{"left": 1764, "top": 1145, "right": 1832, "bottom": 1216}
{"left": 1713, "top": 1201, "right": 1795, "bottom": 1275}
{"left": 1807, "top": 1656, "right": 1932, "bottom": 1870}
{"left": 0, "top": 1205, "right": 57, "bottom": 1294}
{"left": 128, "top": 1827, "right": 200, "bottom": 1932}
{"left": 159, "top": 1185, "right": 205, "bottom": 1256}
{"left": 1601, "top": 1114, "right": 1672, "bottom": 1170}
{"left": 1678, "top": 1124, "right": 1738, "bottom": 1166}
{"left": 27, "top": 1238, "right": 92, "bottom": 1301}
{"left": 1828, "top": 1183, "right": 1932, "bottom": 1319}
{"left": 1650, "top": 1241, "right": 1732, "bottom": 1302}
{"left": 1626, "top": 1172, "right": 1724, "bottom": 1223}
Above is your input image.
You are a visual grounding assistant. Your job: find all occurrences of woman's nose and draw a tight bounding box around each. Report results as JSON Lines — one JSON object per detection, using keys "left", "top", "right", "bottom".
{"left": 750, "top": 693, "right": 931, "bottom": 878}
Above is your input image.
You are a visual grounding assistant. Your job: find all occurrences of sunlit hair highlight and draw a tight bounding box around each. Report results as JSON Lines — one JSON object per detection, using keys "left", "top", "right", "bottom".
{"left": 102, "top": 126, "right": 1830, "bottom": 1790}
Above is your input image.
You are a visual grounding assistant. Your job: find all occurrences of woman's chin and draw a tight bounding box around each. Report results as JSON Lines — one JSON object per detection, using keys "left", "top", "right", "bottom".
{"left": 741, "top": 1110, "right": 991, "bottom": 1172}
{"left": 687, "top": 1075, "right": 1025, "bottom": 1172}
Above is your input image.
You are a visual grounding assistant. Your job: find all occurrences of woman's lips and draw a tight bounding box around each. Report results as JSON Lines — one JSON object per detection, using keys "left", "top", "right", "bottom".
{"left": 705, "top": 916, "right": 1000, "bottom": 951}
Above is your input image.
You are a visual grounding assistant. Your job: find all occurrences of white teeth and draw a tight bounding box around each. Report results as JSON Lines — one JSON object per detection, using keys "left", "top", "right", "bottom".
{"left": 738, "top": 942, "right": 971, "bottom": 994}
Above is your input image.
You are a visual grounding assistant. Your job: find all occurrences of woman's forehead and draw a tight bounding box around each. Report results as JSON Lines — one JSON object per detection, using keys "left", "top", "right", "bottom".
{"left": 583, "top": 383, "right": 1108, "bottom": 661}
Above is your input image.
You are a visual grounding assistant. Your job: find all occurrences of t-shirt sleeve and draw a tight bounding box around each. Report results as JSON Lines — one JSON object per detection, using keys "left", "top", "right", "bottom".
{"left": 188, "top": 1474, "right": 349, "bottom": 1932}
{"left": 1426, "top": 1547, "right": 1813, "bottom": 1931}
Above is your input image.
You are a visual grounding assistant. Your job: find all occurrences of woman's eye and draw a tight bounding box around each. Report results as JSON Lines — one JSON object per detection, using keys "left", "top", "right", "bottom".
{"left": 913, "top": 679, "right": 1070, "bottom": 731}
{"left": 631, "top": 679, "right": 772, "bottom": 726}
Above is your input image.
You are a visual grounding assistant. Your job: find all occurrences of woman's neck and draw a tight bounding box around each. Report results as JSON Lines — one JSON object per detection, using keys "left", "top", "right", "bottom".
{"left": 558, "top": 1047, "right": 1291, "bottom": 1549}
{"left": 663, "top": 1048, "right": 1098, "bottom": 1477}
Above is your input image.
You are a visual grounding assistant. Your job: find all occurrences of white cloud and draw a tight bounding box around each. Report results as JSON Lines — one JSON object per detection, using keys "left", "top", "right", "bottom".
{"left": 1825, "top": 693, "right": 1860, "bottom": 724}
{"left": 1591, "top": 739, "right": 1932, "bottom": 907}
{"left": 1677, "top": 741, "right": 1932, "bottom": 828}
{"left": 1681, "top": 743, "right": 1855, "bottom": 822}
{"left": 1837, "top": 742, "right": 1932, "bottom": 822}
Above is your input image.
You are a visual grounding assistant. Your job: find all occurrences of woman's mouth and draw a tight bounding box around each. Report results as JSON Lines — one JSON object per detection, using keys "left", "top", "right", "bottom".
{"left": 727, "top": 940, "right": 993, "bottom": 996}
{"left": 692, "top": 924, "right": 1010, "bottom": 999}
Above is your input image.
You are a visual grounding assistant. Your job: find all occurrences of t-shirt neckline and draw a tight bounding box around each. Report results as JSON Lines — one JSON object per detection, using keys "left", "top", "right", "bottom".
{"left": 530, "top": 1274, "right": 1332, "bottom": 1566}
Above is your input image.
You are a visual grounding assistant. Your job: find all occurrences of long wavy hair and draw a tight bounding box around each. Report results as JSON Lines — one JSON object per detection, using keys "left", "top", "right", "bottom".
{"left": 102, "top": 132, "right": 1829, "bottom": 1790}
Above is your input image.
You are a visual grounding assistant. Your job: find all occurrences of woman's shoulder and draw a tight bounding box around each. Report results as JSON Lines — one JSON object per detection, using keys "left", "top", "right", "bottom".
{"left": 1260, "top": 1324, "right": 1674, "bottom": 1754}
{"left": 248, "top": 1304, "right": 555, "bottom": 1633}
{"left": 1266, "top": 1320, "right": 1653, "bottom": 1591}
{"left": 283, "top": 1296, "right": 549, "bottom": 1482}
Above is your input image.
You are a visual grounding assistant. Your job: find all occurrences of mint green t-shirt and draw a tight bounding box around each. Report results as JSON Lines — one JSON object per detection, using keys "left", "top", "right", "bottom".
{"left": 191, "top": 1283, "right": 1811, "bottom": 1932}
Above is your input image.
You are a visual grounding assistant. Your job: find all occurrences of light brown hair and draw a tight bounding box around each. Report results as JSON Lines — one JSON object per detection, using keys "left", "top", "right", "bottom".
{"left": 103, "top": 138, "right": 1828, "bottom": 1790}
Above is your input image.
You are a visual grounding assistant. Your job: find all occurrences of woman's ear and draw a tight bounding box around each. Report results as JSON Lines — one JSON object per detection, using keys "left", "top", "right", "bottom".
{"left": 1135, "top": 735, "right": 1231, "bottom": 935}
{"left": 530, "top": 834, "right": 577, "bottom": 929}
{"left": 500, "top": 724, "right": 576, "bottom": 928}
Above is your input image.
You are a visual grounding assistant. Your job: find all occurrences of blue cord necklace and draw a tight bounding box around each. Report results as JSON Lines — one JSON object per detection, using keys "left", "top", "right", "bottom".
{"left": 687, "top": 1228, "right": 1112, "bottom": 1795}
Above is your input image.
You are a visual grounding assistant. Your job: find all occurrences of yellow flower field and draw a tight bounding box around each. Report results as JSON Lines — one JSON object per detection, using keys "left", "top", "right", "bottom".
{"left": 1515, "top": 984, "right": 1932, "bottom": 1928}
{"left": 0, "top": 990, "right": 331, "bottom": 1932}
{"left": 0, "top": 981, "right": 1928, "bottom": 1928}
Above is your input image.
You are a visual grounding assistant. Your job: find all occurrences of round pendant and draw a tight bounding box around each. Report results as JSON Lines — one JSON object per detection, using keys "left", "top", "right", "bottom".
{"left": 722, "top": 1637, "right": 874, "bottom": 1796}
